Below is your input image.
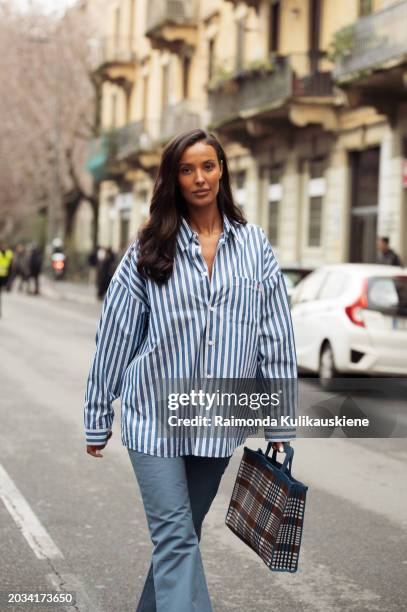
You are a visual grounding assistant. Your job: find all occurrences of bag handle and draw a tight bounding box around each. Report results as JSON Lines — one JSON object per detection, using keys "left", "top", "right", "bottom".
{"left": 265, "top": 442, "right": 294, "bottom": 474}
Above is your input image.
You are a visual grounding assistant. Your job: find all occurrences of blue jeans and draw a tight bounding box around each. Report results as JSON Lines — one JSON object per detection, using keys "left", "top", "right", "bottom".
{"left": 128, "top": 450, "right": 231, "bottom": 612}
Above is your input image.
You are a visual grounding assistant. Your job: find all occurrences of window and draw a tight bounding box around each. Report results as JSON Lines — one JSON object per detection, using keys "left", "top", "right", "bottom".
{"left": 269, "top": 202, "right": 279, "bottom": 246}
{"left": 235, "top": 171, "right": 246, "bottom": 189}
{"left": 235, "top": 19, "right": 246, "bottom": 71}
{"left": 307, "top": 158, "right": 325, "bottom": 247}
{"left": 139, "top": 189, "right": 149, "bottom": 222}
{"left": 268, "top": 0, "right": 280, "bottom": 55}
{"left": 310, "top": 157, "right": 324, "bottom": 179}
{"left": 120, "top": 215, "right": 130, "bottom": 250}
{"left": 267, "top": 165, "right": 283, "bottom": 246}
{"left": 142, "top": 75, "right": 149, "bottom": 127}
{"left": 129, "top": 0, "right": 136, "bottom": 43}
{"left": 359, "top": 0, "right": 372, "bottom": 17}
{"left": 368, "top": 277, "right": 407, "bottom": 314}
{"left": 182, "top": 55, "right": 191, "bottom": 99}
{"left": 233, "top": 170, "right": 246, "bottom": 211}
{"left": 294, "top": 270, "right": 327, "bottom": 303}
{"left": 309, "top": 0, "right": 322, "bottom": 73}
{"left": 208, "top": 38, "right": 215, "bottom": 82}
{"left": 116, "top": 191, "right": 133, "bottom": 250}
{"left": 161, "top": 64, "right": 169, "bottom": 109}
{"left": 111, "top": 92, "right": 118, "bottom": 128}
{"left": 349, "top": 147, "right": 379, "bottom": 263}
{"left": 308, "top": 198, "right": 322, "bottom": 247}
{"left": 125, "top": 86, "right": 132, "bottom": 123}
{"left": 114, "top": 6, "right": 120, "bottom": 48}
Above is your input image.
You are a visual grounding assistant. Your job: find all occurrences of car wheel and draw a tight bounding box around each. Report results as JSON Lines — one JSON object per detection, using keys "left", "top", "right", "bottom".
{"left": 319, "top": 342, "right": 337, "bottom": 391}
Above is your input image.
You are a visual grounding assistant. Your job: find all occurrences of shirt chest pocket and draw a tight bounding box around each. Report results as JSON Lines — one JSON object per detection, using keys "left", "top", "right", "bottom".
{"left": 227, "top": 276, "right": 263, "bottom": 326}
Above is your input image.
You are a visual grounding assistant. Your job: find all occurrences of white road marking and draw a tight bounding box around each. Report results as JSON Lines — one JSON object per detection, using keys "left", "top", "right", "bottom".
{"left": 0, "top": 463, "right": 63, "bottom": 560}
{"left": 47, "top": 573, "right": 103, "bottom": 612}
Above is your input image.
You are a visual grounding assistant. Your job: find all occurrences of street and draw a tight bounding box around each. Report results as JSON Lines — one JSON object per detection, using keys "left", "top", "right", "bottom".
{"left": 0, "top": 284, "right": 406, "bottom": 612}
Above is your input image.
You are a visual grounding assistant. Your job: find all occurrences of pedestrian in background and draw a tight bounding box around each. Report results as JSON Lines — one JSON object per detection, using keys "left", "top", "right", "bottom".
{"left": 87, "top": 246, "right": 98, "bottom": 286}
{"left": 83, "top": 129, "right": 297, "bottom": 612}
{"left": 96, "top": 246, "right": 116, "bottom": 300}
{"left": 27, "top": 243, "right": 43, "bottom": 295}
{"left": 0, "top": 242, "right": 13, "bottom": 291}
{"left": 7, "top": 243, "right": 28, "bottom": 292}
{"left": 377, "top": 236, "right": 403, "bottom": 266}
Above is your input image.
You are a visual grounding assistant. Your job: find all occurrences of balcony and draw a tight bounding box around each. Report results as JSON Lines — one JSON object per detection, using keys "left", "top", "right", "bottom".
{"left": 160, "top": 100, "right": 201, "bottom": 143}
{"left": 100, "top": 37, "right": 136, "bottom": 66}
{"left": 208, "top": 55, "right": 334, "bottom": 131}
{"left": 114, "top": 121, "right": 160, "bottom": 172}
{"left": 115, "top": 121, "right": 154, "bottom": 160}
{"left": 145, "top": 0, "right": 198, "bottom": 52}
{"left": 91, "top": 37, "right": 137, "bottom": 86}
{"left": 332, "top": 1, "right": 407, "bottom": 84}
{"left": 86, "top": 134, "right": 120, "bottom": 182}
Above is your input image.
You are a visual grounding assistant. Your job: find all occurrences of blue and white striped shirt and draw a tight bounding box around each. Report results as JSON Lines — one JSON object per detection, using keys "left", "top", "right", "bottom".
{"left": 84, "top": 213, "right": 297, "bottom": 457}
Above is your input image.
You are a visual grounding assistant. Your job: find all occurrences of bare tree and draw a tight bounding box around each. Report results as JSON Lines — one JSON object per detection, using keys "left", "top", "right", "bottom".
{"left": 0, "top": 0, "right": 104, "bottom": 250}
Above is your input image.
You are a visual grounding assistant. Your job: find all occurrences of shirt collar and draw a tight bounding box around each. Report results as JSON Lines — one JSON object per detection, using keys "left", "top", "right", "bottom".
{"left": 177, "top": 212, "right": 241, "bottom": 252}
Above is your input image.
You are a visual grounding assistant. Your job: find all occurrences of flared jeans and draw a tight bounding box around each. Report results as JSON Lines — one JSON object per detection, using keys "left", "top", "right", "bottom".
{"left": 128, "top": 450, "right": 231, "bottom": 612}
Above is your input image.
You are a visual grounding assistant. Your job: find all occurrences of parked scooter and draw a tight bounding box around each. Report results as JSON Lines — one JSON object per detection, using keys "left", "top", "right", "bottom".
{"left": 51, "top": 252, "right": 66, "bottom": 280}
{"left": 50, "top": 238, "right": 66, "bottom": 281}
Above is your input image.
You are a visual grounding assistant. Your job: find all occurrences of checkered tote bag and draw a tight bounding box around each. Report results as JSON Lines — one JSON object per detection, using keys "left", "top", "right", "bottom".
{"left": 225, "top": 442, "right": 308, "bottom": 572}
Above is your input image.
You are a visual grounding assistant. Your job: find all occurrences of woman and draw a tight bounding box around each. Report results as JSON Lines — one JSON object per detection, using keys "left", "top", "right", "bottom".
{"left": 84, "top": 129, "right": 297, "bottom": 612}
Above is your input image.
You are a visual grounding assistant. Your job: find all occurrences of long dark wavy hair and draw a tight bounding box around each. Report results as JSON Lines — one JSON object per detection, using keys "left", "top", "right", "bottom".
{"left": 136, "top": 129, "right": 247, "bottom": 284}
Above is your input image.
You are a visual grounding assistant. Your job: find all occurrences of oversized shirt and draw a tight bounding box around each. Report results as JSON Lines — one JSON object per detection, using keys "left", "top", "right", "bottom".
{"left": 84, "top": 213, "right": 297, "bottom": 457}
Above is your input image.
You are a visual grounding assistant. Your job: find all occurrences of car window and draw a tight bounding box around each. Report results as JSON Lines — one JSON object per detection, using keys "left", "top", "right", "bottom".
{"left": 368, "top": 276, "right": 407, "bottom": 315}
{"left": 283, "top": 271, "right": 301, "bottom": 287}
{"left": 282, "top": 273, "right": 295, "bottom": 290}
{"left": 317, "top": 272, "right": 348, "bottom": 300}
{"left": 294, "top": 270, "right": 327, "bottom": 303}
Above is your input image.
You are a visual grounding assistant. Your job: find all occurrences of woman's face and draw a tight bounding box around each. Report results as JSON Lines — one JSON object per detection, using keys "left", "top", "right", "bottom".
{"left": 177, "top": 141, "right": 223, "bottom": 209}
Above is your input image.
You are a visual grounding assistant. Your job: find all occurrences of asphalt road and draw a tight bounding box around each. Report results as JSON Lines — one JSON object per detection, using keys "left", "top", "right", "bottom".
{"left": 0, "top": 288, "right": 406, "bottom": 612}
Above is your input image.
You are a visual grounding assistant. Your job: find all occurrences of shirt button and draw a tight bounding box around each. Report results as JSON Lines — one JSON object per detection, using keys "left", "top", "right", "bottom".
{"left": 202, "top": 271, "right": 208, "bottom": 276}
{"left": 208, "top": 340, "right": 214, "bottom": 346}
{"left": 207, "top": 373, "right": 213, "bottom": 378}
{"left": 209, "top": 306, "right": 215, "bottom": 312}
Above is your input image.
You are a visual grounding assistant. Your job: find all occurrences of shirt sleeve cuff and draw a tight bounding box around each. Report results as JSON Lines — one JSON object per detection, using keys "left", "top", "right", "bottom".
{"left": 85, "top": 428, "right": 111, "bottom": 446}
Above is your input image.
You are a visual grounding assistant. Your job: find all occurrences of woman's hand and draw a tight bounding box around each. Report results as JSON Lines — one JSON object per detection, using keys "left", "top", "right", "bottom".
{"left": 271, "top": 441, "right": 290, "bottom": 452}
{"left": 86, "top": 430, "right": 112, "bottom": 458}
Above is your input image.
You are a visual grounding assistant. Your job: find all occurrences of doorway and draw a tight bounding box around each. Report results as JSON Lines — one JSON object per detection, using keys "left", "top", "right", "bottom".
{"left": 349, "top": 147, "right": 379, "bottom": 263}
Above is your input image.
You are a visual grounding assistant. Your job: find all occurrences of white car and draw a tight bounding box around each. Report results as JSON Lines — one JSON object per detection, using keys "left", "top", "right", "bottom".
{"left": 290, "top": 264, "right": 407, "bottom": 388}
{"left": 281, "top": 267, "right": 313, "bottom": 304}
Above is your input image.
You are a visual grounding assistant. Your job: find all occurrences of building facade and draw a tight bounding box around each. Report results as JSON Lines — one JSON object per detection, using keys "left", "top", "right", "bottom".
{"left": 86, "top": 0, "right": 407, "bottom": 265}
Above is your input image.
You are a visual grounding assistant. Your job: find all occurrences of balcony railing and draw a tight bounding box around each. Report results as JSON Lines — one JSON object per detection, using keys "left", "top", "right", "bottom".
{"left": 160, "top": 100, "right": 201, "bottom": 142}
{"left": 208, "top": 55, "right": 333, "bottom": 128}
{"left": 115, "top": 121, "right": 154, "bottom": 160}
{"left": 90, "top": 37, "right": 137, "bottom": 70}
{"left": 146, "top": 0, "right": 198, "bottom": 35}
{"left": 333, "top": 0, "right": 407, "bottom": 81}
{"left": 293, "top": 71, "right": 333, "bottom": 97}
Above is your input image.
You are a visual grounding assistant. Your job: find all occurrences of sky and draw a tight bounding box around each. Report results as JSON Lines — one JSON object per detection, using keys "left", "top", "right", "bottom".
{"left": 14, "top": 0, "right": 77, "bottom": 16}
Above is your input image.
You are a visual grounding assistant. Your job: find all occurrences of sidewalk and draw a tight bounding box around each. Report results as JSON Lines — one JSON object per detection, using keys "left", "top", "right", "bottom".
{"left": 40, "top": 275, "right": 99, "bottom": 306}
